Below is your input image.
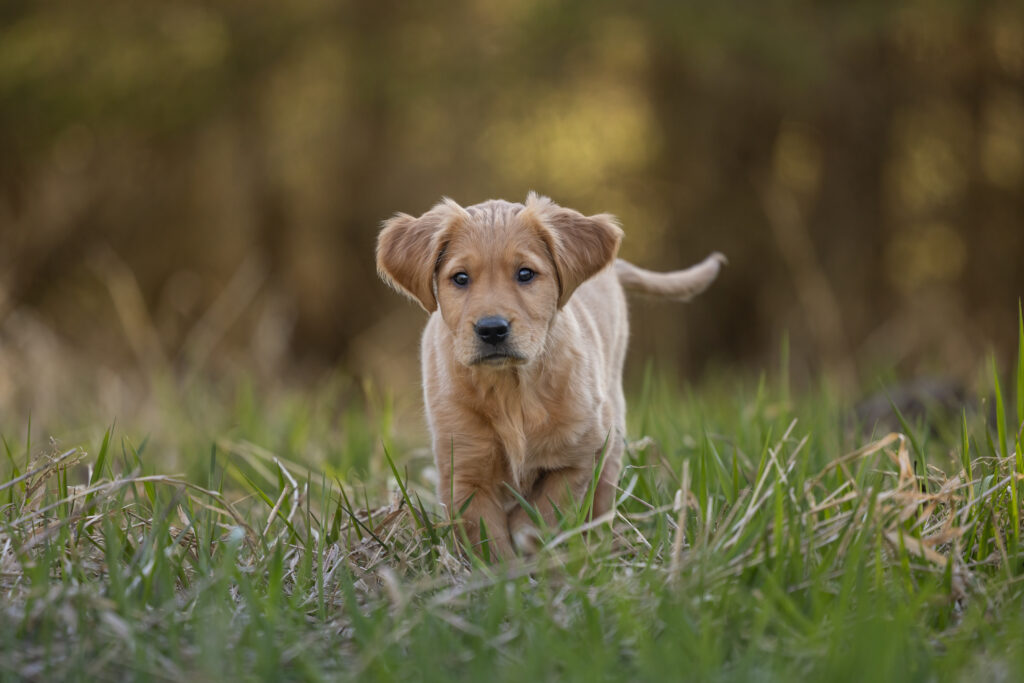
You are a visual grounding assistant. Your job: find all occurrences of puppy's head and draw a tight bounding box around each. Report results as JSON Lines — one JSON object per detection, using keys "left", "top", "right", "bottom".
{"left": 377, "top": 193, "right": 622, "bottom": 368}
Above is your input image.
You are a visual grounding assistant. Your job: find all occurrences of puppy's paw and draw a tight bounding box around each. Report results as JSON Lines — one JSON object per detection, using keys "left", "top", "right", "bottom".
{"left": 511, "top": 523, "right": 542, "bottom": 555}
{"left": 509, "top": 509, "right": 542, "bottom": 555}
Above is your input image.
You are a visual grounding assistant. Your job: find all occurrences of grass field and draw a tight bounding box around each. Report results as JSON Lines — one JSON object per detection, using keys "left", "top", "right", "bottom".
{"left": 3, "top": 322, "right": 1024, "bottom": 681}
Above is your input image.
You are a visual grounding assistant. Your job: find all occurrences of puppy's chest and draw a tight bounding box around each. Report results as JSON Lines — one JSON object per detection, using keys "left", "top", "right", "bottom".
{"left": 481, "top": 389, "right": 597, "bottom": 484}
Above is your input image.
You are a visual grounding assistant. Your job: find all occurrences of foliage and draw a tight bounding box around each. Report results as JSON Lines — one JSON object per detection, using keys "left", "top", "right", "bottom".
{"left": 2, "top": 0, "right": 1022, "bottom": 378}
{"left": 2, "top": 325, "right": 1024, "bottom": 680}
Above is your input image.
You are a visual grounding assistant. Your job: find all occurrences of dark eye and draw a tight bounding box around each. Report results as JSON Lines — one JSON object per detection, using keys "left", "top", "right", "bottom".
{"left": 517, "top": 268, "right": 536, "bottom": 283}
{"left": 452, "top": 272, "right": 469, "bottom": 287}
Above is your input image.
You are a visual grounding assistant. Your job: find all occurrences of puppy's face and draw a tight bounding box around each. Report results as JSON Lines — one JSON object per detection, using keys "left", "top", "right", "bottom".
{"left": 377, "top": 194, "right": 623, "bottom": 369}
{"left": 435, "top": 215, "right": 559, "bottom": 367}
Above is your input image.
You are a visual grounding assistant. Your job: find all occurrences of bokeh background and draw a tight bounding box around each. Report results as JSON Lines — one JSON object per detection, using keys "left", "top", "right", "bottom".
{"left": 2, "top": 0, "right": 1023, "bottom": 433}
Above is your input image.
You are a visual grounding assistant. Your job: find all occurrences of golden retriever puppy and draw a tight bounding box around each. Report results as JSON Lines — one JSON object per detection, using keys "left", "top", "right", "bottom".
{"left": 376, "top": 193, "right": 724, "bottom": 560}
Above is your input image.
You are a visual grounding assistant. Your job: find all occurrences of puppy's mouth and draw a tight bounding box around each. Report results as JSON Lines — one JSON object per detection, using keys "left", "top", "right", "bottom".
{"left": 471, "top": 349, "right": 527, "bottom": 366}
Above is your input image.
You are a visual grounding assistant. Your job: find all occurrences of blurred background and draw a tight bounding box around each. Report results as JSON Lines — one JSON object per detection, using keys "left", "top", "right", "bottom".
{"left": 2, "top": 0, "right": 1023, "bottom": 436}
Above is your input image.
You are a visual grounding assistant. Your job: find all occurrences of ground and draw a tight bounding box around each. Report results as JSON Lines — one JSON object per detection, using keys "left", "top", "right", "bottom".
{"left": 2, "top": 347, "right": 1024, "bottom": 681}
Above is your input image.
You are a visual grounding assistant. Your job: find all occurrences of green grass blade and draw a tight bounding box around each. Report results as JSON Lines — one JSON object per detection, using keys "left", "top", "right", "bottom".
{"left": 2, "top": 434, "right": 20, "bottom": 479}
{"left": 90, "top": 426, "right": 113, "bottom": 487}
{"left": 1017, "top": 299, "right": 1023, "bottom": 428}
{"left": 504, "top": 483, "right": 543, "bottom": 530}
{"left": 23, "top": 413, "right": 31, "bottom": 474}
{"left": 457, "top": 490, "right": 477, "bottom": 518}
{"left": 887, "top": 392, "right": 926, "bottom": 491}
{"left": 414, "top": 493, "right": 439, "bottom": 546}
{"left": 3, "top": 435, "right": 21, "bottom": 505}
{"left": 381, "top": 443, "right": 419, "bottom": 528}
{"left": 961, "top": 409, "right": 973, "bottom": 502}
{"left": 478, "top": 516, "right": 491, "bottom": 563}
{"left": 580, "top": 433, "right": 612, "bottom": 524}
{"left": 992, "top": 355, "right": 1009, "bottom": 463}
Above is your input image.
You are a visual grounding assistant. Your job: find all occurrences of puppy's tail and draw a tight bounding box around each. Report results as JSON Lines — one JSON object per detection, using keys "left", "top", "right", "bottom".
{"left": 615, "top": 252, "right": 727, "bottom": 302}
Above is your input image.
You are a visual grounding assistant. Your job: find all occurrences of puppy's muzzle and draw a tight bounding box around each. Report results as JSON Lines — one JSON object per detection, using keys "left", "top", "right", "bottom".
{"left": 472, "top": 316, "right": 525, "bottom": 365}
{"left": 474, "top": 316, "right": 510, "bottom": 346}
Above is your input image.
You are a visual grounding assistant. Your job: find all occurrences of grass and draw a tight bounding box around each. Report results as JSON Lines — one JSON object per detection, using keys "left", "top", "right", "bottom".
{"left": 3, "top": 335, "right": 1024, "bottom": 680}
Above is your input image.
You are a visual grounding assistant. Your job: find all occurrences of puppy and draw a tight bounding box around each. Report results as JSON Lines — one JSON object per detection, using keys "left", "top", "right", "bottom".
{"left": 376, "top": 193, "right": 724, "bottom": 559}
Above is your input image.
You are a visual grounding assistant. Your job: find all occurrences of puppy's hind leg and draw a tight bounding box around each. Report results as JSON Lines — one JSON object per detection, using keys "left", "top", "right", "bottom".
{"left": 592, "top": 440, "right": 624, "bottom": 520}
{"left": 507, "top": 465, "right": 599, "bottom": 553}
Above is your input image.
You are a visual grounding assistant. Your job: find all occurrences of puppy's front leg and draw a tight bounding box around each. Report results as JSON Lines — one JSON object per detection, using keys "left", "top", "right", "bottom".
{"left": 444, "top": 484, "right": 514, "bottom": 560}
{"left": 434, "top": 431, "right": 516, "bottom": 560}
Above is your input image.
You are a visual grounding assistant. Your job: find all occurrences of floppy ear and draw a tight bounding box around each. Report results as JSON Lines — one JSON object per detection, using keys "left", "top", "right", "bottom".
{"left": 522, "top": 192, "right": 623, "bottom": 308}
{"left": 376, "top": 198, "right": 468, "bottom": 312}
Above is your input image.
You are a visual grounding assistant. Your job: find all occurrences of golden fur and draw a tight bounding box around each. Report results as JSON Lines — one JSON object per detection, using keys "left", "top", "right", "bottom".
{"left": 377, "top": 193, "right": 724, "bottom": 559}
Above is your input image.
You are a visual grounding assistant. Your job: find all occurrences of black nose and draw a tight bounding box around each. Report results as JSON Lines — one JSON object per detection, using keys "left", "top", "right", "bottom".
{"left": 474, "top": 316, "right": 510, "bottom": 345}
